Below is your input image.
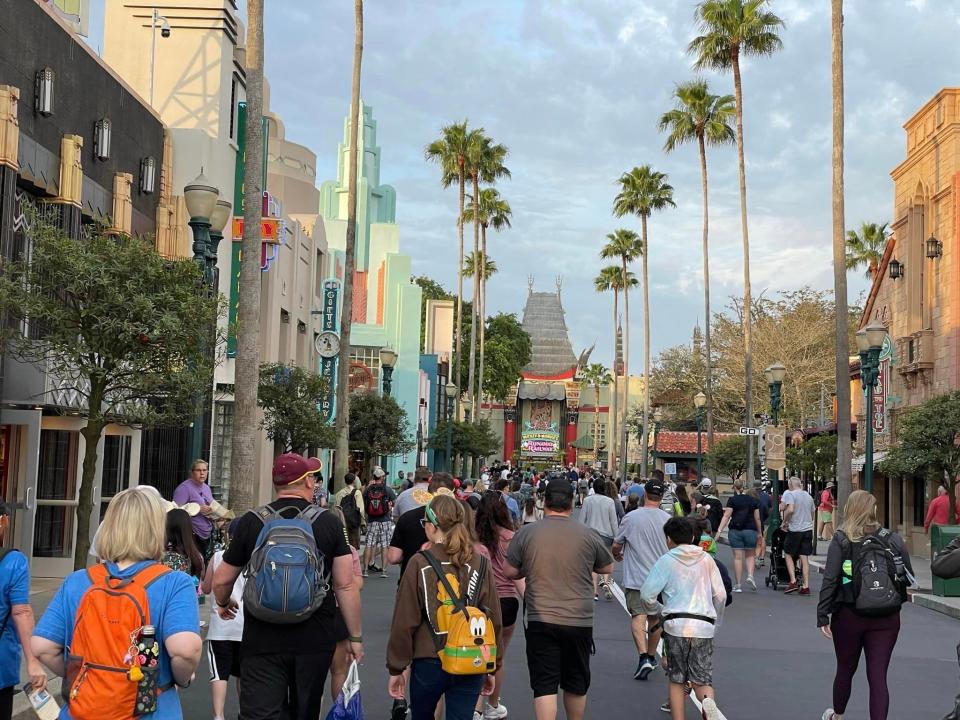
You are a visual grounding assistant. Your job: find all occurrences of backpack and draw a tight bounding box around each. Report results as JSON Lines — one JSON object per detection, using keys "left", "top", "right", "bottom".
{"left": 242, "top": 504, "right": 328, "bottom": 624}
{"left": 419, "top": 550, "right": 497, "bottom": 676}
{"left": 365, "top": 484, "right": 389, "bottom": 519}
{"left": 842, "top": 528, "right": 908, "bottom": 617}
{"left": 65, "top": 563, "right": 170, "bottom": 719}
{"left": 340, "top": 489, "right": 362, "bottom": 529}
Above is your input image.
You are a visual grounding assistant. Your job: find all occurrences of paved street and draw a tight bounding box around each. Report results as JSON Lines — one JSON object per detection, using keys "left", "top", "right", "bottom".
{"left": 167, "top": 542, "right": 960, "bottom": 720}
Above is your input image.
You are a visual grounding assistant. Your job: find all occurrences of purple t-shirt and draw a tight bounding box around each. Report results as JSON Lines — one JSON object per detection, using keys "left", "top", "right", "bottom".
{"left": 172, "top": 479, "right": 213, "bottom": 538}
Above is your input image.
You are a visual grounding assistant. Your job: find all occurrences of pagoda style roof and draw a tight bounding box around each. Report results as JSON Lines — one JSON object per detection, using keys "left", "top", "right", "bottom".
{"left": 521, "top": 289, "right": 578, "bottom": 379}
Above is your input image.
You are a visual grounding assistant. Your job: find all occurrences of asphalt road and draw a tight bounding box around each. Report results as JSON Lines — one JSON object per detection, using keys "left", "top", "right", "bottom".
{"left": 177, "top": 544, "right": 960, "bottom": 720}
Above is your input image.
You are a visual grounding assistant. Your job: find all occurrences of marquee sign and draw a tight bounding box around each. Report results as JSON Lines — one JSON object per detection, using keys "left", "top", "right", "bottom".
{"left": 520, "top": 424, "right": 560, "bottom": 456}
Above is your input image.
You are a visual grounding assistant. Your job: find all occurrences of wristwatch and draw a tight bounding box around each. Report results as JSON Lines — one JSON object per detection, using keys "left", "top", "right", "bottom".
{"left": 216, "top": 598, "right": 231, "bottom": 608}
{"left": 349, "top": 635, "right": 363, "bottom": 643}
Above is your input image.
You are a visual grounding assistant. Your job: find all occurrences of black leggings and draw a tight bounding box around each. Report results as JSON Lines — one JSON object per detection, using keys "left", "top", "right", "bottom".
{"left": 830, "top": 606, "right": 900, "bottom": 719}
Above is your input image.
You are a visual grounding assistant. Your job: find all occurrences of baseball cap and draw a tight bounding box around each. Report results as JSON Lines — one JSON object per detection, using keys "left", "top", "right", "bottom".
{"left": 372, "top": 466, "right": 386, "bottom": 479}
{"left": 272, "top": 453, "right": 322, "bottom": 486}
{"left": 699, "top": 478, "right": 713, "bottom": 489}
{"left": 644, "top": 479, "right": 666, "bottom": 497}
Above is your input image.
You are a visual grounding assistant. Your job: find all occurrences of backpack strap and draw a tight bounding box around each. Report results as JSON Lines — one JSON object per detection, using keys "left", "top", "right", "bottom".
{"left": 298, "top": 505, "right": 325, "bottom": 524}
{"left": 419, "top": 550, "right": 471, "bottom": 623}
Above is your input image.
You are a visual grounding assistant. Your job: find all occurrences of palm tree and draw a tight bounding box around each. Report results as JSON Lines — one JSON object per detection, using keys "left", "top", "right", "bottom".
{"left": 689, "top": 0, "right": 784, "bottom": 483}
{"left": 464, "top": 188, "right": 511, "bottom": 413}
{"left": 462, "top": 251, "right": 498, "bottom": 280}
{"left": 230, "top": 0, "right": 265, "bottom": 509}
{"left": 594, "top": 265, "right": 638, "bottom": 473}
{"left": 613, "top": 167, "right": 676, "bottom": 478}
{"left": 599, "top": 228, "right": 643, "bottom": 476}
{"left": 425, "top": 121, "right": 472, "bottom": 416}
{"left": 462, "top": 250, "right": 498, "bottom": 416}
{"left": 333, "top": 0, "right": 365, "bottom": 488}
{"left": 659, "top": 79, "right": 735, "bottom": 446}
{"left": 832, "top": 0, "right": 852, "bottom": 515}
{"left": 581, "top": 363, "right": 612, "bottom": 463}
{"left": 845, "top": 222, "right": 889, "bottom": 278}
{"left": 464, "top": 134, "right": 510, "bottom": 420}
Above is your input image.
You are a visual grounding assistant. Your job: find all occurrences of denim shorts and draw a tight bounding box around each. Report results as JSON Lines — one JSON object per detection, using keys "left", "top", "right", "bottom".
{"left": 728, "top": 528, "right": 758, "bottom": 549}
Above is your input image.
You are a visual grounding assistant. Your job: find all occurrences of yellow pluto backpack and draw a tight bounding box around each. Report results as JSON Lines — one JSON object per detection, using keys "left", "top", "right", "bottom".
{"left": 420, "top": 550, "right": 497, "bottom": 675}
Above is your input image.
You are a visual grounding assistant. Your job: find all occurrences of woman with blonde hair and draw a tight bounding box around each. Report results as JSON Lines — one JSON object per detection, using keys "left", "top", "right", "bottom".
{"left": 32, "top": 487, "right": 202, "bottom": 718}
{"left": 716, "top": 478, "right": 762, "bottom": 592}
{"left": 817, "top": 490, "right": 913, "bottom": 720}
{"left": 387, "top": 494, "right": 503, "bottom": 720}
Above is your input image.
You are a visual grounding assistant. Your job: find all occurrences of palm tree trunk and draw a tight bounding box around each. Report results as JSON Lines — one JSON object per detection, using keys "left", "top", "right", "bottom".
{"left": 230, "top": 0, "right": 264, "bottom": 510}
{"left": 609, "top": 290, "right": 619, "bottom": 473}
{"left": 640, "top": 216, "right": 651, "bottom": 478}
{"left": 832, "top": 0, "right": 852, "bottom": 516}
{"left": 621, "top": 257, "right": 630, "bottom": 479}
{"left": 468, "top": 174, "right": 480, "bottom": 420}
{"left": 333, "top": 0, "right": 363, "bottom": 489}
{"left": 478, "top": 225, "right": 487, "bottom": 419}
{"left": 732, "top": 53, "right": 755, "bottom": 484}
{"left": 699, "top": 135, "right": 714, "bottom": 446}
{"left": 454, "top": 167, "right": 465, "bottom": 417}
{"left": 593, "top": 382, "right": 600, "bottom": 462}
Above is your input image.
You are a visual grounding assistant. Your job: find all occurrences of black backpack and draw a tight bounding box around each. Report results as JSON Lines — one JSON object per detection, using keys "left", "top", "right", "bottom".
{"left": 340, "top": 490, "right": 362, "bottom": 529}
{"left": 365, "top": 484, "right": 389, "bottom": 519}
{"left": 843, "top": 529, "right": 908, "bottom": 617}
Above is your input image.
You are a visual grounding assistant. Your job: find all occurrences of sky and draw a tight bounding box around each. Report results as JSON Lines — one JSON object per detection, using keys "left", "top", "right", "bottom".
{"left": 87, "top": 1, "right": 960, "bottom": 370}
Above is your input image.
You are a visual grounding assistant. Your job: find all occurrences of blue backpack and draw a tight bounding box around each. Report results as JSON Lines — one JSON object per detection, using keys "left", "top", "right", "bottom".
{"left": 242, "top": 504, "right": 328, "bottom": 624}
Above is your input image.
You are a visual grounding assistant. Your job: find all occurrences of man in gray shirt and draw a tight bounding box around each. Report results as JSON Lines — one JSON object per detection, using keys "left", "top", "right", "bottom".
{"left": 612, "top": 479, "right": 670, "bottom": 680}
{"left": 505, "top": 479, "right": 612, "bottom": 720}
{"left": 392, "top": 466, "right": 432, "bottom": 519}
{"left": 781, "top": 476, "right": 816, "bottom": 595}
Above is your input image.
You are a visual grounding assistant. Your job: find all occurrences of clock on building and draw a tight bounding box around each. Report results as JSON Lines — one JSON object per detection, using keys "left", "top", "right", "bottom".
{"left": 315, "top": 331, "right": 340, "bottom": 358}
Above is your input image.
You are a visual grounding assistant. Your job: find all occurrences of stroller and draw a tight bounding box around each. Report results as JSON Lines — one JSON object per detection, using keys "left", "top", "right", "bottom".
{"left": 765, "top": 527, "right": 803, "bottom": 591}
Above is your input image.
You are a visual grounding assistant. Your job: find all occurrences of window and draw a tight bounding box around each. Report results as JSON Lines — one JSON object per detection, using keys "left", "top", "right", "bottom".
{"left": 315, "top": 250, "right": 325, "bottom": 298}
{"left": 33, "top": 429, "right": 78, "bottom": 558}
{"left": 100, "top": 435, "right": 131, "bottom": 522}
{"left": 590, "top": 422, "right": 607, "bottom": 445}
{"left": 348, "top": 347, "right": 381, "bottom": 392}
{"left": 229, "top": 77, "right": 238, "bottom": 140}
{"left": 211, "top": 402, "right": 234, "bottom": 503}
{"left": 913, "top": 477, "right": 926, "bottom": 527}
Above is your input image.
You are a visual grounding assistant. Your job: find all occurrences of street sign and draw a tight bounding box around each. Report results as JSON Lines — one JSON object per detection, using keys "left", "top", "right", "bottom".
{"left": 663, "top": 462, "right": 677, "bottom": 476}
{"left": 739, "top": 426, "right": 760, "bottom": 436}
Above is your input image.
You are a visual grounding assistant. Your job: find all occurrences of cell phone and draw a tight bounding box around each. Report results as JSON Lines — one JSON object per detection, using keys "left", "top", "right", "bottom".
{"left": 22, "top": 683, "right": 60, "bottom": 720}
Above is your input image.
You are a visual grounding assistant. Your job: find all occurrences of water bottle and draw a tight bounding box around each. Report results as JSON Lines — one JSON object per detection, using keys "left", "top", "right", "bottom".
{"left": 134, "top": 625, "right": 160, "bottom": 714}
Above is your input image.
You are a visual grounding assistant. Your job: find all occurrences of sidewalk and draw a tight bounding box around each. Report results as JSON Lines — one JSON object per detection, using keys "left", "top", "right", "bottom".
{"left": 808, "top": 548, "right": 960, "bottom": 620}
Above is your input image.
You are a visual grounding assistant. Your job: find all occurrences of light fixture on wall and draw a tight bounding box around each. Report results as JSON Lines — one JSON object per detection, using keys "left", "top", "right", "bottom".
{"left": 139, "top": 156, "right": 156, "bottom": 194}
{"left": 94, "top": 118, "right": 111, "bottom": 160}
{"left": 35, "top": 67, "right": 54, "bottom": 115}
{"left": 926, "top": 234, "right": 943, "bottom": 259}
{"left": 888, "top": 258, "right": 903, "bottom": 279}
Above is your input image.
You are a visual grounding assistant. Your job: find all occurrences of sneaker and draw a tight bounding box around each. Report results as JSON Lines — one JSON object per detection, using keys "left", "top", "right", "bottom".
{"left": 391, "top": 698, "right": 408, "bottom": 720}
{"left": 745, "top": 576, "right": 757, "bottom": 592}
{"left": 701, "top": 697, "right": 727, "bottom": 720}
{"left": 637, "top": 654, "right": 655, "bottom": 681}
{"left": 381, "top": 569, "right": 389, "bottom": 578}
{"left": 483, "top": 703, "right": 508, "bottom": 719}
{"left": 659, "top": 700, "right": 672, "bottom": 713}
{"left": 783, "top": 582, "right": 799, "bottom": 594}
{"left": 361, "top": 570, "right": 369, "bottom": 578}
{"left": 821, "top": 710, "right": 836, "bottom": 720}
{"left": 799, "top": 587, "right": 811, "bottom": 596}
{"left": 633, "top": 657, "right": 645, "bottom": 680}
{"left": 732, "top": 584, "right": 742, "bottom": 593}
{"left": 602, "top": 582, "right": 614, "bottom": 600}
{"left": 473, "top": 714, "right": 482, "bottom": 720}
{"left": 594, "top": 594, "right": 599, "bottom": 601}
{"left": 368, "top": 564, "right": 382, "bottom": 574}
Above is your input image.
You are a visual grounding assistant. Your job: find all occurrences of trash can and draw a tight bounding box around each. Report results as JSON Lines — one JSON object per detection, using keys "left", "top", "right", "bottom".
{"left": 931, "top": 524, "right": 960, "bottom": 597}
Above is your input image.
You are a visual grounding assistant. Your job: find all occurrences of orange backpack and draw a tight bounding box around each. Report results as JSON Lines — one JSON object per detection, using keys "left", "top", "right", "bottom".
{"left": 65, "top": 563, "right": 171, "bottom": 719}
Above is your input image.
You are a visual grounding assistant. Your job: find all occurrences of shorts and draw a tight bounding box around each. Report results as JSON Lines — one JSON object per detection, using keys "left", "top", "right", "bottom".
{"left": 624, "top": 588, "right": 649, "bottom": 618}
{"left": 663, "top": 634, "right": 713, "bottom": 686}
{"left": 207, "top": 639, "right": 243, "bottom": 681}
{"left": 819, "top": 510, "right": 834, "bottom": 523}
{"left": 783, "top": 530, "right": 813, "bottom": 558}
{"left": 524, "top": 621, "right": 593, "bottom": 697}
{"left": 500, "top": 596, "right": 520, "bottom": 628}
{"left": 365, "top": 519, "right": 394, "bottom": 548}
{"left": 728, "top": 528, "right": 758, "bottom": 550}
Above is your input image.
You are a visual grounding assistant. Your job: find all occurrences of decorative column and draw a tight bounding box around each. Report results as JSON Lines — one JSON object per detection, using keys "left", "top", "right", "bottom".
{"left": 55, "top": 134, "right": 83, "bottom": 238}
{"left": 565, "top": 409, "right": 578, "bottom": 466}
{"left": 503, "top": 406, "right": 517, "bottom": 464}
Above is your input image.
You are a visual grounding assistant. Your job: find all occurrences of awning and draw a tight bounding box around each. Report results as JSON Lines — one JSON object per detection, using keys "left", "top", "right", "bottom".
{"left": 852, "top": 450, "right": 888, "bottom": 472}
{"left": 570, "top": 434, "right": 600, "bottom": 450}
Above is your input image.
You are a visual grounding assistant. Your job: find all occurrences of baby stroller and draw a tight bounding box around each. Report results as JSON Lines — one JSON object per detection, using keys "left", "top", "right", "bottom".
{"left": 765, "top": 527, "right": 803, "bottom": 591}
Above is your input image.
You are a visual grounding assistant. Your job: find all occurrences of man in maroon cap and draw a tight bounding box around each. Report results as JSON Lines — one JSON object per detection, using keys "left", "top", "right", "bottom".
{"left": 213, "top": 453, "right": 363, "bottom": 720}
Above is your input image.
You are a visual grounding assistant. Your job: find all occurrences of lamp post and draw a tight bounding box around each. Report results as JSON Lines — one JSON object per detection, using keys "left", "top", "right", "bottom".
{"left": 857, "top": 321, "right": 888, "bottom": 493}
{"left": 208, "top": 199, "right": 231, "bottom": 289}
{"left": 149, "top": 7, "right": 171, "bottom": 107}
{"left": 764, "top": 362, "right": 787, "bottom": 536}
{"left": 694, "top": 391, "right": 706, "bottom": 481}
{"left": 461, "top": 397, "right": 473, "bottom": 480}
{"left": 651, "top": 405, "right": 663, "bottom": 469}
{"left": 445, "top": 382, "right": 457, "bottom": 473}
{"left": 379, "top": 346, "right": 397, "bottom": 397}
{"left": 184, "top": 172, "right": 220, "bottom": 464}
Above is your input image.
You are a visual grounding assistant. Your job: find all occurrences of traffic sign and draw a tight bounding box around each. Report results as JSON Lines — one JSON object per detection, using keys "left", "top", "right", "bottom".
{"left": 664, "top": 462, "right": 677, "bottom": 476}
{"left": 739, "top": 426, "right": 760, "bottom": 436}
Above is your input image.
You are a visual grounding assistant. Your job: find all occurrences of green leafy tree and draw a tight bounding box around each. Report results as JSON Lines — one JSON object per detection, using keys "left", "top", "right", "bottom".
{"left": 581, "top": 363, "right": 612, "bottom": 459}
{"left": 879, "top": 392, "right": 960, "bottom": 524}
{"left": 786, "top": 434, "right": 837, "bottom": 482}
{"left": 648, "top": 343, "right": 708, "bottom": 431}
{"left": 0, "top": 221, "right": 221, "bottom": 569}
{"left": 705, "top": 436, "right": 759, "bottom": 482}
{"left": 414, "top": 275, "right": 454, "bottom": 352}
{"left": 429, "top": 419, "right": 500, "bottom": 460}
{"left": 845, "top": 222, "right": 890, "bottom": 279}
{"left": 458, "top": 310, "right": 530, "bottom": 404}
{"left": 348, "top": 390, "right": 415, "bottom": 477}
{"left": 258, "top": 363, "right": 336, "bottom": 453}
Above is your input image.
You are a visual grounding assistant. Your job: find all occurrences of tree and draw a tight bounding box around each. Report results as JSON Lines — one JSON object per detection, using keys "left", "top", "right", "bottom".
{"left": 334, "top": 0, "right": 365, "bottom": 491}
{"left": 832, "top": 0, "right": 852, "bottom": 517}
{"left": 690, "top": 0, "right": 784, "bottom": 484}
{"left": 613, "top": 166, "right": 676, "bottom": 478}
{"left": 414, "top": 275, "right": 454, "bottom": 352}
{"left": 594, "top": 265, "right": 637, "bottom": 472}
{"left": 425, "top": 121, "right": 473, "bottom": 420}
{"left": 581, "top": 363, "right": 612, "bottom": 460}
{"left": 786, "top": 434, "right": 837, "bottom": 483}
{"left": 258, "top": 363, "right": 336, "bottom": 454}
{"left": 458, "top": 310, "right": 531, "bottom": 404}
{"left": 462, "top": 252, "right": 497, "bottom": 282}
{"left": 705, "top": 437, "right": 759, "bottom": 482}
{"left": 231, "top": 0, "right": 265, "bottom": 511}
{"left": 0, "top": 222, "right": 221, "bottom": 569}
{"left": 845, "top": 222, "right": 889, "bottom": 279}
{"left": 649, "top": 343, "right": 708, "bottom": 431}
{"left": 879, "top": 392, "right": 960, "bottom": 525}
{"left": 428, "top": 419, "right": 500, "bottom": 460}
{"left": 348, "top": 390, "right": 415, "bottom": 478}
{"left": 659, "top": 79, "right": 735, "bottom": 446}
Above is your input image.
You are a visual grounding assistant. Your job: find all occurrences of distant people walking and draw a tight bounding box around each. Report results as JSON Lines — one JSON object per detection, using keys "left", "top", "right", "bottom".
{"left": 364, "top": 468, "right": 397, "bottom": 577}
{"left": 696, "top": 479, "right": 723, "bottom": 536}
{"left": 819, "top": 482, "right": 837, "bottom": 540}
{"left": 925, "top": 485, "right": 958, "bottom": 533}
{"left": 579, "top": 479, "right": 620, "bottom": 601}
{"left": 781, "top": 477, "right": 816, "bottom": 595}
{"left": 818, "top": 490, "right": 912, "bottom": 720}
{"left": 612, "top": 479, "right": 670, "bottom": 681}
{"left": 335, "top": 472, "right": 365, "bottom": 550}
{"left": 173, "top": 459, "right": 215, "bottom": 560}
{"left": 505, "top": 479, "right": 613, "bottom": 720}
{"left": 716, "top": 479, "right": 762, "bottom": 592}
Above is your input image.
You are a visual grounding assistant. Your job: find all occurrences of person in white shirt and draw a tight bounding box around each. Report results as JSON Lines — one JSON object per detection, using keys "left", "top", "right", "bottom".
{"left": 780, "top": 476, "right": 816, "bottom": 595}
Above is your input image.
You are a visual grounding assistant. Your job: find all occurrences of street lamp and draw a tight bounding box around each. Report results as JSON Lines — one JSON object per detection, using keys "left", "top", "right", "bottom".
{"left": 765, "top": 362, "right": 787, "bottom": 537}
{"left": 445, "top": 382, "right": 457, "bottom": 473}
{"left": 857, "top": 320, "right": 888, "bottom": 492}
{"left": 380, "top": 346, "right": 398, "bottom": 396}
{"left": 208, "top": 199, "right": 231, "bottom": 289}
{"left": 694, "top": 391, "right": 706, "bottom": 481}
{"left": 651, "top": 405, "right": 663, "bottom": 468}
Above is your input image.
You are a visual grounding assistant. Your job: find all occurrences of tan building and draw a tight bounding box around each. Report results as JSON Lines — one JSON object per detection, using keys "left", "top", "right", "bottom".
{"left": 857, "top": 87, "right": 960, "bottom": 557}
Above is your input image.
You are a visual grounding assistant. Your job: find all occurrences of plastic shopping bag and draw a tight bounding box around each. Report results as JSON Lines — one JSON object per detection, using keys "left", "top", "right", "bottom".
{"left": 325, "top": 660, "right": 364, "bottom": 720}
